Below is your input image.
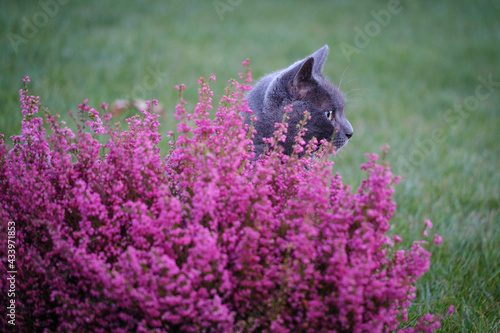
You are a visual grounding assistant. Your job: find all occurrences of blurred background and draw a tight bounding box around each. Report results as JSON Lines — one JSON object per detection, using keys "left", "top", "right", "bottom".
{"left": 1, "top": 0, "right": 499, "bottom": 331}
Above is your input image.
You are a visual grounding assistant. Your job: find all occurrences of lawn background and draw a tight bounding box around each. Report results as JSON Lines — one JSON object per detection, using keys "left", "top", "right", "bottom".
{"left": 1, "top": 0, "right": 499, "bottom": 331}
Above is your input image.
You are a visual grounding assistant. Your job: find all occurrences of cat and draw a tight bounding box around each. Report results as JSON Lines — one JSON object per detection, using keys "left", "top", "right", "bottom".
{"left": 245, "top": 45, "right": 353, "bottom": 158}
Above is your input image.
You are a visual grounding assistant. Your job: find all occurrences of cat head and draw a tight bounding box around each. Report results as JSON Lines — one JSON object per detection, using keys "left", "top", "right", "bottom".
{"left": 253, "top": 45, "right": 353, "bottom": 156}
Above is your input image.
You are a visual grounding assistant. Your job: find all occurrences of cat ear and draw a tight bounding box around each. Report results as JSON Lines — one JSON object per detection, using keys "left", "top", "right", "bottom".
{"left": 293, "top": 57, "right": 314, "bottom": 86}
{"left": 311, "top": 45, "right": 329, "bottom": 74}
{"left": 290, "top": 57, "right": 314, "bottom": 98}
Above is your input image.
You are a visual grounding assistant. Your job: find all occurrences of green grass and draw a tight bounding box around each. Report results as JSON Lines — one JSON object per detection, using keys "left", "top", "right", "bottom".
{"left": 1, "top": 0, "right": 499, "bottom": 331}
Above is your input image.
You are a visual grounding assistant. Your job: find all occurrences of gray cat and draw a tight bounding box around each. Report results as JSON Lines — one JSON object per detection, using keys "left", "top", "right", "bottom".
{"left": 245, "top": 45, "right": 353, "bottom": 158}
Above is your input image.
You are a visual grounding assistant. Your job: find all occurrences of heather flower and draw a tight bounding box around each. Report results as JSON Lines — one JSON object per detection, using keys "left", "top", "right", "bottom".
{"left": 100, "top": 102, "right": 109, "bottom": 110}
{"left": 0, "top": 71, "right": 442, "bottom": 332}
{"left": 434, "top": 234, "right": 443, "bottom": 244}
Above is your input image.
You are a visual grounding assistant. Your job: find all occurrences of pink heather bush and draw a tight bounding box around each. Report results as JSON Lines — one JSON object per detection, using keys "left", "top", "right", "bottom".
{"left": 0, "top": 65, "right": 442, "bottom": 332}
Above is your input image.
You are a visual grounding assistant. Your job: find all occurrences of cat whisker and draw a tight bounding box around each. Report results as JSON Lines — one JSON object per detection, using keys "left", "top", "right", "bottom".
{"left": 344, "top": 87, "right": 368, "bottom": 99}
{"left": 338, "top": 63, "right": 352, "bottom": 90}
{"left": 345, "top": 97, "right": 363, "bottom": 104}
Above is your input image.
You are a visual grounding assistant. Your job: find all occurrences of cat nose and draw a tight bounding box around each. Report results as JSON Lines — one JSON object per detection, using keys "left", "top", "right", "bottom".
{"left": 346, "top": 132, "right": 353, "bottom": 139}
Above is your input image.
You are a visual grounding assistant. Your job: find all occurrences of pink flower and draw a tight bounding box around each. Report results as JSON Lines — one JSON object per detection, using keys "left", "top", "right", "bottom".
{"left": 447, "top": 305, "right": 455, "bottom": 315}
{"left": 433, "top": 234, "right": 443, "bottom": 244}
{"left": 0, "top": 68, "right": 441, "bottom": 332}
{"left": 425, "top": 219, "right": 433, "bottom": 229}
{"left": 379, "top": 143, "right": 390, "bottom": 154}
{"left": 100, "top": 102, "right": 109, "bottom": 110}
{"left": 393, "top": 235, "right": 403, "bottom": 243}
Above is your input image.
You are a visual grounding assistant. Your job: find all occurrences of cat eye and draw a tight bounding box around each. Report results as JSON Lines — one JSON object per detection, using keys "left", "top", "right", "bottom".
{"left": 325, "top": 110, "right": 334, "bottom": 121}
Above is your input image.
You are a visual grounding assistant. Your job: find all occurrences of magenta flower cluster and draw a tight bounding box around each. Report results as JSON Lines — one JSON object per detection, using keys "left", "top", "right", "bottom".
{"left": 1, "top": 67, "right": 441, "bottom": 332}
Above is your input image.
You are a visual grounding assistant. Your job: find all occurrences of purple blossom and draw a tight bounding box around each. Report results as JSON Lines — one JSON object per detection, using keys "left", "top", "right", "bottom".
{"left": 393, "top": 235, "right": 403, "bottom": 243}
{"left": 0, "top": 72, "right": 442, "bottom": 332}
{"left": 434, "top": 234, "right": 443, "bottom": 245}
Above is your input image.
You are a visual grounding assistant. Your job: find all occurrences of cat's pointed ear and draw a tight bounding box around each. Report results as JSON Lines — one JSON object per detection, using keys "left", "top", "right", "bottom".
{"left": 290, "top": 57, "right": 314, "bottom": 98}
{"left": 293, "top": 57, "right": 314, "bottom": 86}
{"left": 311, "top": 45, "right": 329, "bottom": 74}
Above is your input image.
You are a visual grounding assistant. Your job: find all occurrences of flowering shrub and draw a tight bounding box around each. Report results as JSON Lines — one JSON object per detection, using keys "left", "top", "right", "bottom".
{"left": 1, "top": 65, "right": 442, "bottom": 332}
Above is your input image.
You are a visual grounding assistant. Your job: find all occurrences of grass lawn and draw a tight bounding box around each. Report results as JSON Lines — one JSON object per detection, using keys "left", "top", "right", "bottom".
{"left": 1, "top": 0, "right": 499, "bottom": 331}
